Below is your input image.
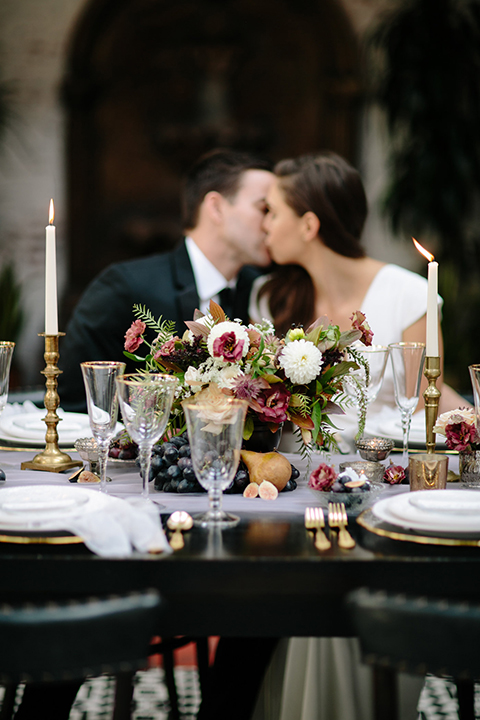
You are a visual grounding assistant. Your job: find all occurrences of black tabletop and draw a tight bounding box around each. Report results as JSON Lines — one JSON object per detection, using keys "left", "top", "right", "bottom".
{"left": 1, "top": 509, "right": 479, "bottom": 638}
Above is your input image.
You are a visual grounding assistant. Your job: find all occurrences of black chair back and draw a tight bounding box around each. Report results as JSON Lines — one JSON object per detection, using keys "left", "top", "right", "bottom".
{"left": 0, "top": 590, "right": 161, "bottom": 684}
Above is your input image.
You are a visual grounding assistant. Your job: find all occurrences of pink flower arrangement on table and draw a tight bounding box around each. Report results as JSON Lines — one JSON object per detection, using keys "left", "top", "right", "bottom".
{"left": 123, "top": 301, "right": 372, "bottom": 450}
{"left": 434, "top": 407, "right": 479, "bottom": 452}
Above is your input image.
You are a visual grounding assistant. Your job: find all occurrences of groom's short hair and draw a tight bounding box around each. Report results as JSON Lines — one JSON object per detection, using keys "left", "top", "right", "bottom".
{"left": 182, "top": 148, "right": 272, "bottom": 230}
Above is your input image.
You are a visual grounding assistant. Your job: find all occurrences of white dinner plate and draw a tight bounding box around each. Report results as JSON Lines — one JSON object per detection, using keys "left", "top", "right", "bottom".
{"left": 372, "top": 490, "right": 480, "bottom": 534}
{"left": 0, "top": 485, "right": 109, "bottom": 530}
{"left": 0, "top": 411, "right": 122, "bottom": 447}
{"left": 373, "top": 413, "right": 446, "bottom": 447}
{"left": 408, "top": 491, "right": 480, "bottom": 515}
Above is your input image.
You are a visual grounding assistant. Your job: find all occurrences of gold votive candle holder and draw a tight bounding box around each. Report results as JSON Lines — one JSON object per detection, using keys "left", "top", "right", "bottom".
{"left": 409, "top": 453, "right": 448, "bottom": 492}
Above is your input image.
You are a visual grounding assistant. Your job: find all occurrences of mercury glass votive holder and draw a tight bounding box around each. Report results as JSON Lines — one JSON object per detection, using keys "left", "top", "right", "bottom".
{"left": 74, "top": 437, "right": 99, "bottom": 473}
{"left": 409, "top": 453, "right": 448, "bottom": 492}
{"left": 355, "top": 437, "right": 395, "bottom": 462}
{"left": 338, "top": 460, "right": 385, "bottom": 483}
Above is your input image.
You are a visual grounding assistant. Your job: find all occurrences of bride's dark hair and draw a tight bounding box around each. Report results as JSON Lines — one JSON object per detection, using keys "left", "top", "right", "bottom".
{"left": 259, "top": 151, "right": 368, "bottom": 336}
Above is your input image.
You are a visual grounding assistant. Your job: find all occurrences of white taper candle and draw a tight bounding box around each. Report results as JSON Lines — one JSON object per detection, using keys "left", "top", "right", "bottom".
{"left": 45, "top": 199, "right": 58, "bottom": 335}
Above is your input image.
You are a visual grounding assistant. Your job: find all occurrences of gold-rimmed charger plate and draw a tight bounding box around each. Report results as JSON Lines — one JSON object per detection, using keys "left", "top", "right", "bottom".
{"left": 0, "top": 530, "right": 83, "bottom": 545}
{"left": 357, "top": 508, "right": 480, "bottom": 548}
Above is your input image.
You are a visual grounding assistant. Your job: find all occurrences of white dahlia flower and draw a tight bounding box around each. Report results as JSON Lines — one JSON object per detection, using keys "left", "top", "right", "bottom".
{"left": 279, "top": 339, "right": 323, "bottom": 385}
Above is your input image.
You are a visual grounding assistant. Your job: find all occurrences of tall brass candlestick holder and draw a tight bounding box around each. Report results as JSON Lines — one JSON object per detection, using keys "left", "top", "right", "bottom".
{"left": 21, "top": 333, "right": 82, "bottom": 473}
{"left": 424, "top": 356, "right": 441, "bottom": 454}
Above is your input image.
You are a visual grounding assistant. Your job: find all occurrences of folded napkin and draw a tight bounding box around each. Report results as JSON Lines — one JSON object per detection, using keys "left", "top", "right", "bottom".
{"left": 67, "top": 496, "right": 172, "bottom": 558}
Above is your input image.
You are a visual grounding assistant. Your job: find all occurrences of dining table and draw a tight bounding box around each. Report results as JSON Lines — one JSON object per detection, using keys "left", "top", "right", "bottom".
{"left": 0, "top": 445, "right": 477, "bottom": 642}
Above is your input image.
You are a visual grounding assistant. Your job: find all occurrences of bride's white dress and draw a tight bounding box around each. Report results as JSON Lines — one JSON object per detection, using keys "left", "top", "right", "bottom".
{"left": 249, "top": 263, "right": 440, "bottom": 720}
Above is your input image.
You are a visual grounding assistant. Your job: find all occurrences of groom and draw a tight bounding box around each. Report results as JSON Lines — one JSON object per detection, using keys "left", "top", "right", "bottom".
{"left": 59, "top": 148, "right": 274, "bottom": 411}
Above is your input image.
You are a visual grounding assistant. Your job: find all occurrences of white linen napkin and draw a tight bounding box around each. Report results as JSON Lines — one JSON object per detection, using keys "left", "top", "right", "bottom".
{"left": 67, "top": 496, "right": 172, "bottom": 557}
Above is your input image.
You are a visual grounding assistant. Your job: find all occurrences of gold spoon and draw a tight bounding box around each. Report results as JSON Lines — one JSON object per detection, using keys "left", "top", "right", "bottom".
{"left": 167, "top": 511, "right": 193, "bottom": 550}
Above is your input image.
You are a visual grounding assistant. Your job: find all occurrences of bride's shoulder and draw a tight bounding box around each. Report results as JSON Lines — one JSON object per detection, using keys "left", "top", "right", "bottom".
{"left": 372, "top": 263, "right": 427, "bottom": 288}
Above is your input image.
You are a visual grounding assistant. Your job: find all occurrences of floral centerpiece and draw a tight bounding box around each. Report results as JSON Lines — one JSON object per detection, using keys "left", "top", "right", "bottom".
{"left": 124, "top": 302, "right": 373, "bottom": 451}
{"left": 434, "top": 407, "right": 480, "bottom": 483}
{"left": 433, "top": 407, "right": 479, "bottom": 452}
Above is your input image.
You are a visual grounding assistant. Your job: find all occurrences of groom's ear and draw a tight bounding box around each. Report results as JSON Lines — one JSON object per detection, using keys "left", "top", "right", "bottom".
{"left": 302, "top": 211, "right": 320, "bottom": 242}
{"left": 203, "top": 191, "right": 225, "bottom": 225}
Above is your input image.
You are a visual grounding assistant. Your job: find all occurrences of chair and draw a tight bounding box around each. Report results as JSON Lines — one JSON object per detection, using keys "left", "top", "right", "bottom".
{"left": 347, "top": 587, "right": 480, "bottom": 720}
{"left": 0, "top": 590, "right": 161, "bottom": 720}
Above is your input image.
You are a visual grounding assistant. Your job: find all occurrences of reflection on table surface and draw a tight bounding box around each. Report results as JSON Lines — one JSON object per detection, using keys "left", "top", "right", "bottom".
{"left": 0, "top": 447, "right": 475, "bottom": 639}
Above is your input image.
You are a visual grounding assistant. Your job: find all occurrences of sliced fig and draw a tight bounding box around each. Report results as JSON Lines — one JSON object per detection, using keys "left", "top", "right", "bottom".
{"left": 258, "top": 480, "right": 278, "bottom": 500}
{"left": 344, "top": 478, "right": 366, "bottom": 489}
{"left": 243, "top": 483, "right": 259, "bottom": 498}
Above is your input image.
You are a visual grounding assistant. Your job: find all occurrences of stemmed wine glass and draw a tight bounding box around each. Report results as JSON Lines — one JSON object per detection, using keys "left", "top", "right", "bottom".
{"left": 0, "top": 342, "right": 15, "bottom": 477}
{"left": 389, "top": 342, "right": 426, "bottom": 463}
{"left": 182, "top": 396, "right": 247, "bottom": 528}
{"left": 116, "top": 373, "right": 178, "bottom": 498}
{"left": 81, "top": 361, "right": 125, "bottom": 492}
{"left": 344, "top": 345, "right": 389, "bottom": 438}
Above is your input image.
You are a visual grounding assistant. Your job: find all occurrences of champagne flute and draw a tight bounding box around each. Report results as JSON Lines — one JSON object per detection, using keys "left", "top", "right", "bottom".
{"left": 0, "top": 342, "right": 15, "bottom": 477}
{"left": 81, "top": 361, "right": 125, "bottom": 492}
{"left": 116, "top": 373, "right": 178, "bottom": 498}
{"left": 389, "top": 342, "right": 426, "bottom": 463}
{"left": 182, "top": 397, "right": 247, "bottom": 529}
{"left": 344, "top": 345, "right": 389, "bottom": 438}
{"left": 0, "top": 342, "right": 15, "bottom": 415}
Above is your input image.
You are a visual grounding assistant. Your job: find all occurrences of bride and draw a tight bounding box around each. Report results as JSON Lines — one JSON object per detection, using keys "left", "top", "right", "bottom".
{"left": 249, "top": 151, "right": 466, "bottom": 720}
{"left": 250, "top": 150, "right": 463, "bottom": 442}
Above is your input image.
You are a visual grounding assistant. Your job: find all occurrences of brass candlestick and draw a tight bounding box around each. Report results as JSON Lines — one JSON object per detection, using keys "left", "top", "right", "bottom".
{"left": 423, "top": 356, "right": 441, "bottom": 454}
{"left": 21, "top": 333, "right": 82, "bottom": 473}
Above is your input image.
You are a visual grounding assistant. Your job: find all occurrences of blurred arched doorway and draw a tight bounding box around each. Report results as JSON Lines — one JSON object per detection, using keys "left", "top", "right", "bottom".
{"left": 62, "top": 0, "right": 362, "bottom": 322}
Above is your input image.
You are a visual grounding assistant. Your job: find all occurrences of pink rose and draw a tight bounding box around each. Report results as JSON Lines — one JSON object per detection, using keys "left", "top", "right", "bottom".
{"left": 256, "top": 384, "right": 291, "bottom": 423}
{"left": 308, "top": 463, "right": 337, "bottom": 491}
{"left": 124, "top": 320, "right": 146, "bottom": 353}
{"left": 445, "top": 421, "right": 477, "bottom": 452}
{"left": 350, "top": 311, "right": 373, "bottom": 347}
{"left": 383, "top": 461, "right": 406, "bottom": 485}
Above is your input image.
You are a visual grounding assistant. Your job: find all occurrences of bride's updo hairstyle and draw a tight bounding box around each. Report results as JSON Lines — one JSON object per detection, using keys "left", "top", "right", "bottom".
{"left": 276, "top": 151, "right": 367, "bottom": 258}
{"left": 260, "top": 152, "right": 368, "bottom": 335}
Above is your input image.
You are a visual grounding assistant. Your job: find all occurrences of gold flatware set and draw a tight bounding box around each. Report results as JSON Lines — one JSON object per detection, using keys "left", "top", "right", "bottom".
{"left": 305, "top": 503, "right": 356, "bottom": 551}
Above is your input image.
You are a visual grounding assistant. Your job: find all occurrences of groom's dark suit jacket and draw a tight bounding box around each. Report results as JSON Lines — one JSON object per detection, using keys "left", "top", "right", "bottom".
{"left": 59, "top": 240, "right": 261, "bottom": 412}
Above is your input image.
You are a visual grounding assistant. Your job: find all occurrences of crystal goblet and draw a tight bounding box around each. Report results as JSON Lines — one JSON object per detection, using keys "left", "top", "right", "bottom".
{"left": 183, "top": 397, "right": 247, "bottom": 529}
{"left": 389, "top": 342, "right": 426, "bottom": 463}
{"left": 345, "top": 344, "right": 389, "bottom": 438}
{"left": 116, "top": 373, "right": 178, "bottom": 499}
{"left": 81, "top": 361, "right": 125, "bottom": 492}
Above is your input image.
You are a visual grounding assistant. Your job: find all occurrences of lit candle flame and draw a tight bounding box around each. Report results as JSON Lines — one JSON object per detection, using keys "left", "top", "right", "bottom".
{"left": 49, "top": 199, "right": 55, "bottom": 225}
{"left": 412, "top": 237, "right": 434, "bottom": 263}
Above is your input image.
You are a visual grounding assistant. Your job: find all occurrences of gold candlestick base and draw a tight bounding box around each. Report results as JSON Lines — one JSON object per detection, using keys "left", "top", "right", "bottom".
{"left": 424, "top": 356, "right": 441, "bottom": 454}
{"left": 21, "top": 333, "right": 83, "bottom": 473}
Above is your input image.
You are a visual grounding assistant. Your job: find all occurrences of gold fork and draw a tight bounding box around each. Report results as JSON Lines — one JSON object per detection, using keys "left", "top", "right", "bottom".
{"left": 328, "top": 502, "right": 356, "bottom": 549}
{"left": 305, "top": 507, "right": 331, "bottom": 551}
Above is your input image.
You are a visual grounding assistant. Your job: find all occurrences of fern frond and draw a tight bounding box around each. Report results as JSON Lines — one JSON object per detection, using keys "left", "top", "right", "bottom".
{"left": 132, "top": 304, "right": 176, "bottom": 343}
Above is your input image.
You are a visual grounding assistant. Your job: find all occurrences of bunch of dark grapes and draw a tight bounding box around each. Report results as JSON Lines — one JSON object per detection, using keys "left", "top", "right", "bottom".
{"left": 144, "top": 434, "right": 300, "bottom": 494}
{"left": 109, "top": 429, "right": 138, "bottom": 460}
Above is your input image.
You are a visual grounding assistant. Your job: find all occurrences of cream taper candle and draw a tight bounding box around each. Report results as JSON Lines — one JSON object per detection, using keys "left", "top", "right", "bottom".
{"left": 45, "top": 199, "right": 58, "bottom": 335}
